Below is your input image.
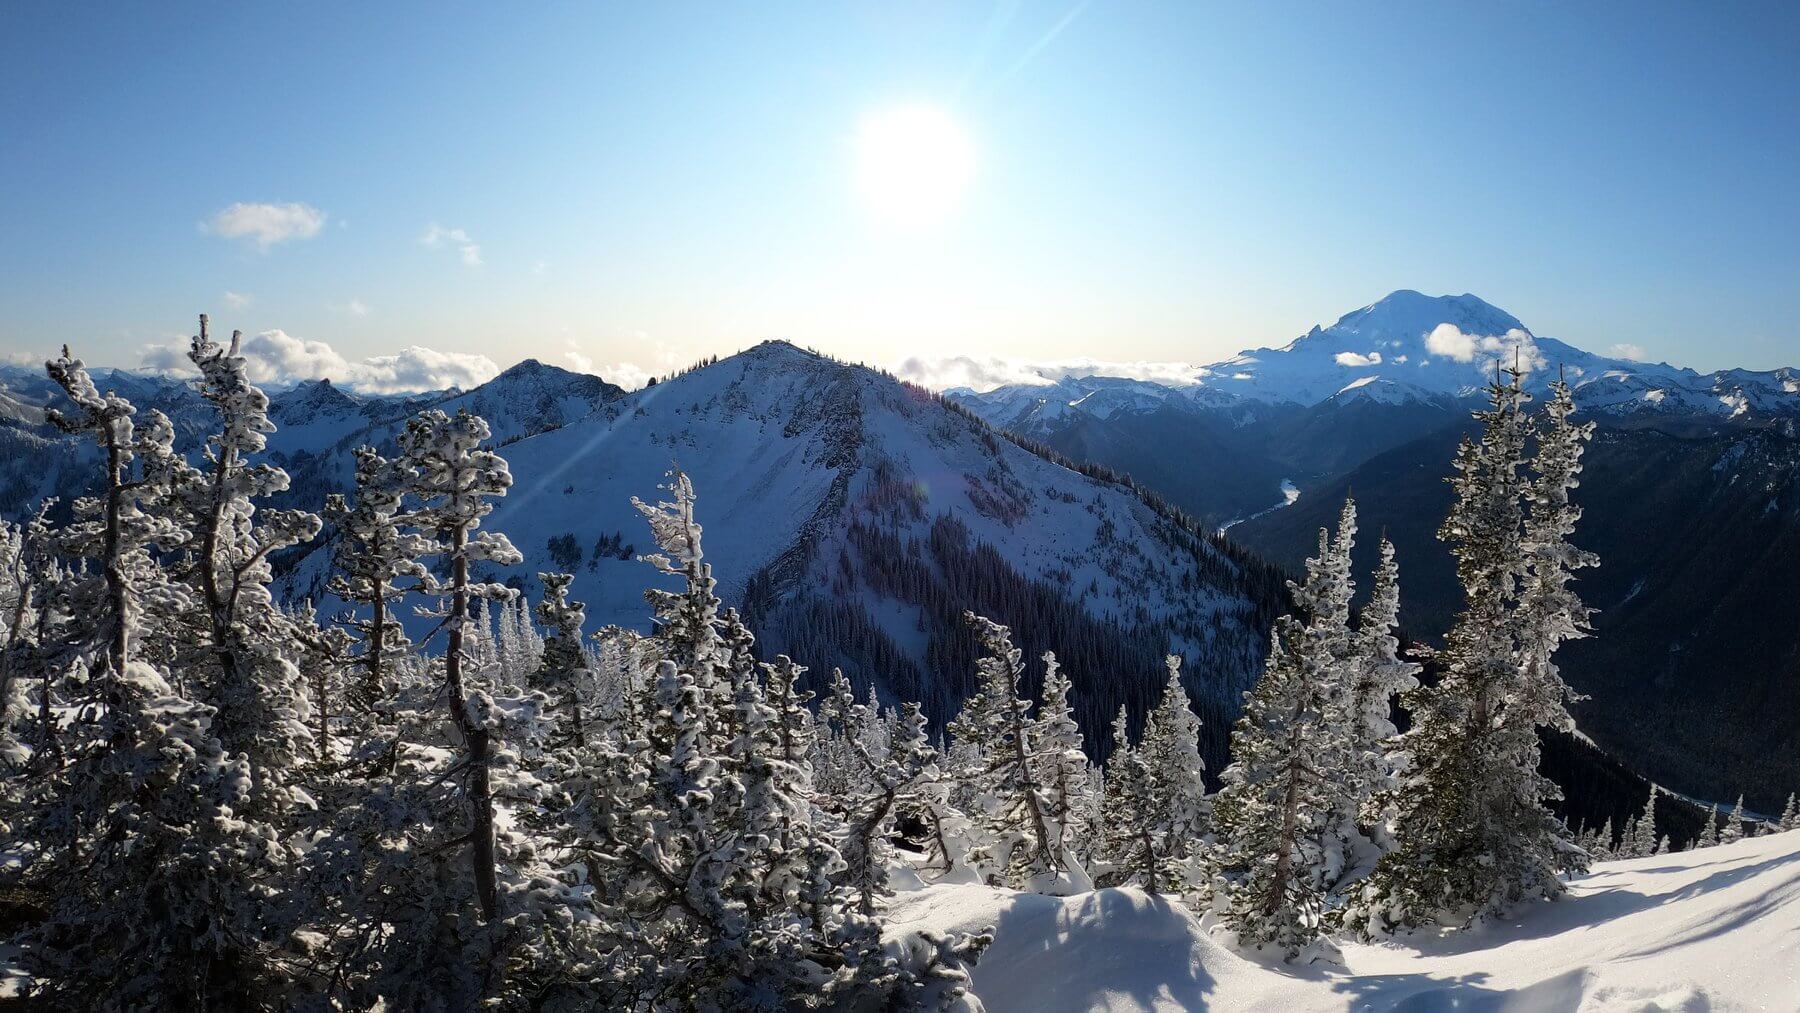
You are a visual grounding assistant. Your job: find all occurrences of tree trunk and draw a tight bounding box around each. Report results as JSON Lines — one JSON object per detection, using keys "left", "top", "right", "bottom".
{"left": 445, "top": 523, "right": 500, "bottom": 921}
{"left": 365, "top": 585, "right": 387, "bottom": 707}
{"left": 103, "top": 431, "right": 129, "bottom": 675}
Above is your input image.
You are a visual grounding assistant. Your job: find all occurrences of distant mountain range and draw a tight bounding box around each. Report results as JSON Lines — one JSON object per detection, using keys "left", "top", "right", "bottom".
{"left": 4, "top": 294, "right": 1792, "bottom": 812}
{"left": 0, "top": 343, "right": 1288, "bottom": 773}
{"left": 950, "top": 291, "right": 1800, "bottom": 811}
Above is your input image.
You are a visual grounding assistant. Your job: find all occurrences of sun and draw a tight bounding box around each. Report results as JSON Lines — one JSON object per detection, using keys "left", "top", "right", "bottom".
{"left": 854, "top": 104, "right": 977, "bottom": 229}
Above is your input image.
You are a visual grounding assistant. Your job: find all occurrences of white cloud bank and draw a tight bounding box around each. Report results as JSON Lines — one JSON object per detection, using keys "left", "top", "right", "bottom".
{"left": 206, "top": 202, "right": 327, "bottom": 249}
{"left": 138, "top": 330, "right": 499, "bottom": 394}
{"left": 422, "top": 224, "right": 483, "bottom": 267}
{"left": 894, "top": 355, "right": 1207, "bottom": 392}
{"left": 1335, "top": 351, "right": 1382, "bottom": 367}
{"left": 1425, "top": 323, "right": 1545, "bottom": 374}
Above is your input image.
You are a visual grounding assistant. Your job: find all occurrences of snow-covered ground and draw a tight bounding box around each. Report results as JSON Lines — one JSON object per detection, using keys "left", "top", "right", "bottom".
{"left": 887, "top": 830, "right": 1800, "bottom": 1011}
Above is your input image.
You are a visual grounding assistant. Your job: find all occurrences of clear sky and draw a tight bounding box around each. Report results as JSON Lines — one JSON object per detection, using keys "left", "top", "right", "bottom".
{"left": 2, "top": 2, "right": 1796, "bottom": 389}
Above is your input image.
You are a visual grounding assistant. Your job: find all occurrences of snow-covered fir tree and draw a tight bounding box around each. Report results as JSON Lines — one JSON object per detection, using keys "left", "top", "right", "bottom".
{"left": 553, "top": 471, "right": 986, "bottom": 1009}
{"left": 397, "top": 407, "right": 527, "bottom": 922}
{"left": 1340, "top": 534, "right": 1421, "bottom": 863}
{"left": 1356, "top": 361, "right": 1594, "bottom": 932}
{"left": 6, "top": 347, "right": 314, "bottom": 1008}
{"left": 1633, "top": 790, "right": 1661, "bottom": 858}
{"left": 946, "top": 613, "right": 1063, "bottom": 891}
{"left": 1033, "top": 650, "right": 1096, "bottom": 883}
{"left": 178, "top": 319, "right": 322, "bottom": 790}
{"left": 41, "top": 346, "right": 190, "bottom": 675}
{"left": 1211, "top": 512, "right": 1358, "bottom": 958}
{"left": 1721, "top": 795, "right": 1748, "bottom": 845}
{"left": 1098, "top": 659, "right": 1211, "bottom": 897}
{"left": 1697, "top": 807, "right": 1722, "bottom": 849}
{"left": 323, "top": 445, "right": 425, "bottom": 709}
{"left": 532, "top": 570, "right": 592, "bottom": 748}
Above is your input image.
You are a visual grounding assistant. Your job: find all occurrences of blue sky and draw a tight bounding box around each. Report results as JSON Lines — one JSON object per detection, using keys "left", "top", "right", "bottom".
{"left": 2, "top": 2, "right": 1796, "bottom": 388}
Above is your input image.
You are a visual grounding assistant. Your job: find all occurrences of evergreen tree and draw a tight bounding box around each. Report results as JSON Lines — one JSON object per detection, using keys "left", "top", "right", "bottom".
{"left": 533, "top": 571, "right": 591, "bottom": 748}
{"left": 323, "top": 446, "right": 425, "bottom": 709}
{"left": 1033, "top": 650, "right": 1095, "bottom": 884}
{"left": 1098, "top": 706, "right": 1162, "bottom": 891}
{"left": 1342, "top": 535, "right": 1421, "bottom": 863}
{"left": 43, "top": 347, "right": 189, "bottom": 674}
{"left": 1633, "top": 790, "right": 1660, "bottom": 858}
{"left": 1697, "top": 807, "right": 1722, "bottom": 849}
{"left": 180, "top": 319, "right": 322, "bottom": 787}
{"left": 398, "top": 407, "right": 526, "bottom": 921}
{"left": 1357, "top": 362, "right": 1591, "bottom": 932}
{"left": 1721, "top": 795, "right": 1747, "bottom": 845}
{"left": 1780, "top": 793, "right": 1798, "bottom": 832}
{"left": 1137, "top": 655, "right": 1211, "bottom": 892}
{"left": 946, "top": 613, "right": 1061, "bottom": 891}
{"left": 1209, "top": 615, "right": 1353, "bottom": 957}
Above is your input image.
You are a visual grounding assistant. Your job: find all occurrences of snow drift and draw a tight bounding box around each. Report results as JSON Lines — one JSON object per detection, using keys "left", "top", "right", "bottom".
{"left": 887, "top": 829, "right": 1800, "bottom": 1011}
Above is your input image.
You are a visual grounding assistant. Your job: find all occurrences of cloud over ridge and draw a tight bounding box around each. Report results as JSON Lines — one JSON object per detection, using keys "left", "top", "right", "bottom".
{"left": 139, "top": 329, "right": 499, "bottom": 394}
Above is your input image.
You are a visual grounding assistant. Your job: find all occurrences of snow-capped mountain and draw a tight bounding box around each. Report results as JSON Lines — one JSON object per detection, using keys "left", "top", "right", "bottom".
{"left": 0, "top": 355, "right": 626, "bottom": 519}
{"left": 956, "top": 290, "right": 1798, "bottom": 427}
{"left": 942, "top": 291, "right": 1800, "bottom": 811}
{"left": 274, "top": 340, "right": 1286, "bottom": 750}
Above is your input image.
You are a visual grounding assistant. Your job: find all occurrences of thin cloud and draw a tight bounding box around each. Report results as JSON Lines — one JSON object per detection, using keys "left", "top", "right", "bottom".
{"left": 223, "top": 291, "right": 253, "bottom": 309}
{"left": 1335, "top": 351, "right": 1382, "bottom": 367}
{"left": 331, "top": 298, "right": 372, "bottom": 317}
{"left": 1609, "top": 343, "right": 1649, "bottom": 362}
{"left": 137, "top": 329, "right": 497, "bottom": 393}
{"left": 422, "top": 223, "right": 483, "bottom": 267}
{"left": 895, "top": 354, "right": 1207, "bottom": 392}
{"left": 206, "top": 202, "right": 327, "bottom": 249}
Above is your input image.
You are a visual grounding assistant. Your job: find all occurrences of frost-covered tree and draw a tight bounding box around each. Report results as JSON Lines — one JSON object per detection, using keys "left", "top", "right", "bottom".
{"left": 532, "top": 570, "right": 591, "bottom": 748}
{"left": 1033, "top": 650, "right": 1095, "bottom": 882}
{"left": 1137, "top": 656, "right": 1211, "bottom": 889}
{"left": 1696, "top": 807, "right": 1721, "bottom": 849}
{"left": 1098, "top": 659, "right": 1210, "bottom": 897}
{"left": 9, "top": 340, "right": 311, "bottom": 1007}
{"left": 43, "top": 347, "right": 190, "bottom": 674}
{"left": 1098, "top": 706, "right": 1161, "bottom": 890}
{"left": 1212, "top": 517, "right": 1357, "bottom": 958}
{"left": 293, "top": 605, "right": 354, "bottom": 763}
{"left": 8, "top": 660, "right": 307, "bottom": 1009}
{"left": 1633, "top": 790, "right": 1660, "bottom": 858}
{"left": 947, "top": 613, "right": 1062, "bottom": 891}
{"left": 1721, "top": 795, "right": 1747, "bottom": 845}
{"left": 0, "top": 503, "right": 58, "bottom": 755}
{"left": 1341, "top": 535, "right": 1421, "bottom": 861}
{"left": 180, "top": 319, "right": 322, "bottom": 783}
{"left": 1780, "top": 794, "right": 1798, "bottom": 832}
{"left": 323, "top": 445, "right": 425, "bottom": 708}
{"left": 398, "top": 407, "right": 526, "bottom": 922}
{"left": 1358, "top": 362, "right": 1591, "bottom": 932}
{"left": 553, "top": 471, "right": 981, "bottom": 1009}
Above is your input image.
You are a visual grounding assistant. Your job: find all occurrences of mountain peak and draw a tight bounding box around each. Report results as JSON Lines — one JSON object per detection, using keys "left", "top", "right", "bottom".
{"left": 495, "top": 357, "right": 566, "bottom": 381}
{"left": 1327, "top": 290, "right": 1526, "bottom": 342}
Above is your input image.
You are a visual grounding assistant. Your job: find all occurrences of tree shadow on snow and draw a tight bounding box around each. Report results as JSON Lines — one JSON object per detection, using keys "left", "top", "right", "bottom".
{"left": 978, "top": 889, "right": 1220, "bottom": 1012}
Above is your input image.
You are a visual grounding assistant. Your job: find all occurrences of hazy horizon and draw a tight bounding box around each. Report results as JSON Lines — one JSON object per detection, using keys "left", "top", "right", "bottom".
{"left": 4, "top": 3, "right": 1797, "bottom": 387}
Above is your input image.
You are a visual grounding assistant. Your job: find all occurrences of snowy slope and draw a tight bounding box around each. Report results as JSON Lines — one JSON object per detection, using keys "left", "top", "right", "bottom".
{"left": 889, "top": 829, "right": 1800, "bottom": 1011}
{"left": 284, "top": 341, "right": 1281, "bottom": 726}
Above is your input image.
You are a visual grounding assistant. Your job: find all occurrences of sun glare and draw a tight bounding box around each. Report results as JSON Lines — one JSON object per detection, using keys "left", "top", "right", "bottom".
{"left": 855, "top": 104, "right": 977, "bottom": 229}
